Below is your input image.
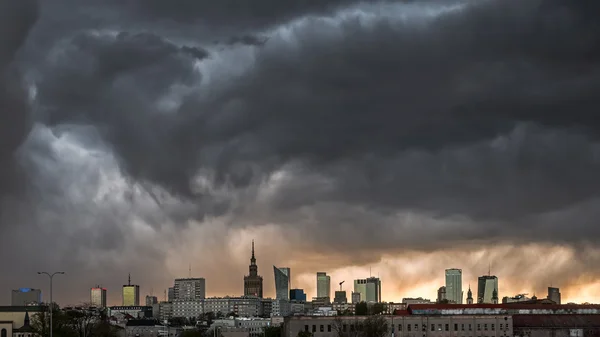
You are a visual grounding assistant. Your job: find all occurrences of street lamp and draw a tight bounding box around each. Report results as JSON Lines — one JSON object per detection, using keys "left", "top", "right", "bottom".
{"left": 38, "top": 272, "right": 65, "bottom": 337}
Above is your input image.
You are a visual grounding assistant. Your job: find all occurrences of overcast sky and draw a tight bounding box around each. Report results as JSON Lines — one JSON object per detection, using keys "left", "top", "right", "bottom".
{"left": 1, "top": 0, "right": 600, "bottom": 306}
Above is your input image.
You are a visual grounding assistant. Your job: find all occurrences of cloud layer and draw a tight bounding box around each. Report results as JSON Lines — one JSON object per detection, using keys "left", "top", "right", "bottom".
{"left": 1, "top": 0, "right": 600, "bottom": 305}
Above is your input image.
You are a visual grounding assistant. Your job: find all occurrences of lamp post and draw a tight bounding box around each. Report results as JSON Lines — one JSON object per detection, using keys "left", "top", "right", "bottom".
{"left": 38, "top": 272, "right": 65, "bottom": 337}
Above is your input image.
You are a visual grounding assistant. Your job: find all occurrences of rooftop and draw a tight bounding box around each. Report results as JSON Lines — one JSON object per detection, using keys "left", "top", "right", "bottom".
{"left": 513, "top": 315, "right": 600, "bottom": 328}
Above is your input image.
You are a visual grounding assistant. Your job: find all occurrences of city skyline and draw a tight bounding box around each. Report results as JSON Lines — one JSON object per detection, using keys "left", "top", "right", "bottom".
{"left": 1, "top": 256, "right": 580, "bottom": 307}
{"left": 2, "top": 0, "right": 600, "bottom": 311}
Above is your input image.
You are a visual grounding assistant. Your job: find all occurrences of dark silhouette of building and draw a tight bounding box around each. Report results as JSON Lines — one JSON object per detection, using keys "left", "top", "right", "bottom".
{"left": 467, "top": 286, "right": 474, "bottom": 304}
{"left": 244, "top": 240, "right": 263, "bottom": 298}
{"left": 548, "top": 287, "right": 561, "bottom": 305}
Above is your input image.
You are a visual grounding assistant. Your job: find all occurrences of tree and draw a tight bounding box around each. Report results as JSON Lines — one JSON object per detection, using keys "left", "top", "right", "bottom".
{"left": 169, "top": 317, "right": 189, "bottom": 327}
{"left": 30, "top": 304, "right": 120, "bottom": 337}
{"left": 355, "top": 302, "right": 368, "bottom": 316}
{"left": 362, "top": 316, "right": 388, "bottom": 337}
{"left": 181, "top": 330, "right": 204, "bottom": 337}
{"left": 332, "top": 316, "right": 360, "bottom": 337}
{"left": 264, "top": 326, "right": 281, "bottom": 337}
{"left": 369, "top": 303, "right": 385, "bottom": 315}
{"left": 297, "top": 331, "right": 313, "bottom": 337}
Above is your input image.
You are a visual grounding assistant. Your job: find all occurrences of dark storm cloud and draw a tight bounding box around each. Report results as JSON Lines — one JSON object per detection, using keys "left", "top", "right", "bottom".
{"left": 130, "top": 0, "right": 365, "bottom": 28}
{"left": 36, "top": 0, "right": 600, "bottom": 225}
{"left": 4, "top": 0, "right": 600, "bottom": 304}
{"left": 0, "top": 0, "right": 38, "bottom": 194}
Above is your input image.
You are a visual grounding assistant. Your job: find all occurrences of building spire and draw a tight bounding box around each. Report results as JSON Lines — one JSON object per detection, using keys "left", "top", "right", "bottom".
{"left": 252, "top": 240, "right": 255, "bottom": 259}
{"left": 128, "top": 273, "right": 131, "bottom": 286}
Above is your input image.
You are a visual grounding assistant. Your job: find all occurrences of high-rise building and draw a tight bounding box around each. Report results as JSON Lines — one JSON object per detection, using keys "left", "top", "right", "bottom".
{"left": 174, "top": 278, "right": 206, "bottom": 300}
{"left": 437, "top": 286, "right": 447, "bottom": 303}
{"left": 11, "top": 288, "right": 42, "bottom": 306}
{"left": 477, "top": 275, "right": 498, "bottom": 304}
{"left": 316, "top": 272, "right": 331, "bottom": 301}
{"left": 123, "top": 274, "right": 140, "bottom": 306}
{"left": 353, "top": 277, "right": 381, "bottom": 303}
{"left": 146, "top": 295, "right": 158, "bottom": 306}
{"left": 548, "top": 287, "right": 561, "bottom": 304}
{"left": 274, "top": 266, "right": 291, "bottom": 300}
{"left": 290, "top": 289, "right": 306, "bottom": 302}
{"left": 90, "top": 286, "right": 107, "bottom": 307}
{"left": 351, "top": 292, "right": 361, "bottom": 304}
{"left": 168, "top": 287, "right": 174, "bottom": 302}
{"left": 334, "top": 291, "right": 347, "bottom": 304}
{"left": 445, "top": 268, "right": 463, "bottom": 304}
{"left": 244, "top": 240, "right": 263, "bottom": 298}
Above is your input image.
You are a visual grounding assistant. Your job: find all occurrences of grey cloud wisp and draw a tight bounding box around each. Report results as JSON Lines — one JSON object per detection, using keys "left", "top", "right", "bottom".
{"left": 1, "top": 0, "right": 600, "bottom": 303}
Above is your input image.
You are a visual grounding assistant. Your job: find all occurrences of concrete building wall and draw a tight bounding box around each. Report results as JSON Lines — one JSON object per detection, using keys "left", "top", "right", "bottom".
{"left": 283, "top": 315, "right": 513, "bottom": 337}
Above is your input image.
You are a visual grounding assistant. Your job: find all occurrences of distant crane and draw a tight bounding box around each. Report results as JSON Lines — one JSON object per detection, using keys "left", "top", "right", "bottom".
{"left": 339, "top": 281, "right": 345, "bottom": 291}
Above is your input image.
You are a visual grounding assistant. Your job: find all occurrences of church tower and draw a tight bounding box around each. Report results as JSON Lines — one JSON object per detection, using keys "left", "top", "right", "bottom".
{"left": 467, "top": 285, "right": 474, "bottom": 304}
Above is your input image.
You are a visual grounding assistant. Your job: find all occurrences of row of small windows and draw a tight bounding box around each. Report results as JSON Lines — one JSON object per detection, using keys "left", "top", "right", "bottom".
{"left": 304, "top": 323, "right": 510, "bottom": 333}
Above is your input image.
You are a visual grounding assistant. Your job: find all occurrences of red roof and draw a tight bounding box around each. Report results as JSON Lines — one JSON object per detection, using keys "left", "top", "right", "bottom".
{"left": 393, "top": 310, "right": 410, "bottom": 316}
{"left": 408, "top": 304, "right": 600, "bottom": 311}
{"left": 513, "top": 315, "right": 600, "bottom": 328}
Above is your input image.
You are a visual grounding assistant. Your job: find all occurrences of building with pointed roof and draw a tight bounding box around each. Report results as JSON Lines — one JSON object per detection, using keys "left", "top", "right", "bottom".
{"left": 244, "top": 240, "right": 263, "bottom": 298}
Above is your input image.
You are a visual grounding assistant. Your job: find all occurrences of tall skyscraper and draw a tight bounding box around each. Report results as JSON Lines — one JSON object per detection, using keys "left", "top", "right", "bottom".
{"left": 123, "top": 274, "right": 140, "bottom": 306}
{"left": 445, "top": 268, "right": 463, "bottom": 304}
{"left": 244, "top": 240, "right": 263, "bottom": 298}
{"left": 548, "top": 287, "right": 561, "bottom": 304}
{"left": 90, "top": 286, "right": 107, "bottom": 307}
{"left": 11, "top": 288, "right": 42, "bottom": 306}
{"left": 316, "top": 272, "right": 331, "bottom": 300}
{"left": 274, "top": 266, "right": 291, "bottom": 300}
{"left": 477, "top": 275, "right": 498, "bottom": 304}
{"left": 353, "top": 277, "right": 381, "bottom": 303}
{"left": 174, "top": 278, "right": 206, "bottom": 300}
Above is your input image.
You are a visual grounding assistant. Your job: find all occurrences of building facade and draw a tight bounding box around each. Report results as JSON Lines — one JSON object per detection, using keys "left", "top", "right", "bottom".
{"left": 244, "top": 241, "right": 263, "bottom": 298}
{"left": 351, "top": 292, "right": 361, "bottom": 304}
{"left": 274, "top": 267, "right": 291, "bottom": 301}
{"left": 282, "top": 315, "right": 513, "bottom": 337}
{"left": 445, "top": 269, "right": 463, "bottom": 304}
{"left": 290, "top": 289, "right": 307, "bottom": 302}
{"left": 146, "top": 296, "right": 158, "bottom": 306}
{"left": 90, "top": 286, "right": 107, "bottom": 307}
{"left": 172, "top": 299, "right": 203, "bottom": 319}
{"left": 174, "top": 278, "right": 206, "bottom": 300}
{"left": 317, "top": 273, "right": 331, "bottom": 302}
{"left": 403, "top": 298, "right": 433, "bottom": 305}
{"left": 353, "top": 278, "right": 381, "bottom": 303}
{"left": 11, "top": 289, "right": 41, "bottom": 306}
{"left": 334, "top": 291, "right": 347, "bottom": 304}
{"left": 478, "top": 276, "right": 499, "bottom": 304}
{"left": 123, "top": 275, "right": 140, "bottom": 306}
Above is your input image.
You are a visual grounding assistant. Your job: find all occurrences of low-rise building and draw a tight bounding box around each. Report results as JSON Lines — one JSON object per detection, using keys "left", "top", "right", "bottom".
{"left": 513, "top": 314, "right": 600, "bottom": 337}
{"left": 283, "top": 315, "right": 512, "bottom": 337}
{"left": 172, "top": 300, "right": 203, "bottom": 319}
{"left": 402, "top": 298, "right": 433, "bottom": 305}
{"left": 0, "top": 306, "right": 45, "bottom": 337}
